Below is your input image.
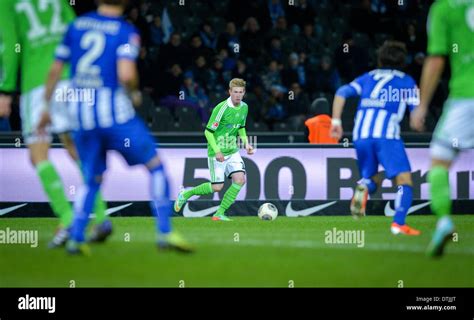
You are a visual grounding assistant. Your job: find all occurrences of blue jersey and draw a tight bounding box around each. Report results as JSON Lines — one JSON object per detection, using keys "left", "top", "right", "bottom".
{"left": 336, "top": 69, "right": 419, "bottom": 141}
{"left": 55, "top": 12, "right": 140, "bottom": 130}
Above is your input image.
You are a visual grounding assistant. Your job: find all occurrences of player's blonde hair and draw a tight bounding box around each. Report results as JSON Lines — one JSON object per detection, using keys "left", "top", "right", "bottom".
{"left": 229, "top": 78, "right": 246, "bottom": 89}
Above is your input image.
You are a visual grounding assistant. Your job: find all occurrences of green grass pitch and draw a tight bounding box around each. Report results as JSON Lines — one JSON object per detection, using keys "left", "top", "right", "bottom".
{"left": 0, "top": 216, "right": 472, "bottom": 287}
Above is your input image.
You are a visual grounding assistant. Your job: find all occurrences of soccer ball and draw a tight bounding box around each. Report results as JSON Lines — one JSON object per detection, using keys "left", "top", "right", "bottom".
{"left": 258, "top": 203, "right": 278, "bottom": 221}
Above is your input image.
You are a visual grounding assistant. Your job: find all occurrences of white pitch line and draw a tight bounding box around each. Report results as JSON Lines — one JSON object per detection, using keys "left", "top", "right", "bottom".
{"left": 188, "top": 237, "right": 474, "bottom": 255}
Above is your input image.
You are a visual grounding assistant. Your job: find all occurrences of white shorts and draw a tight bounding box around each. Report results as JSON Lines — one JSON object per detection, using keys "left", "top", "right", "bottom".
{"left": 430, "top": 99, "right": 474, "bottom": 162}
{"left": 20, "top": 81, "right": 72, "bottom": 145}
{"left": 208, "top": 151, "right": 246, "bottom": 184}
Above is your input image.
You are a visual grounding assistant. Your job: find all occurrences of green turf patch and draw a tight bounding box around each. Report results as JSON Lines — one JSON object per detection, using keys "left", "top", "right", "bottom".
{"left": 0, "top": 216, "right": 472, "bottom": 287}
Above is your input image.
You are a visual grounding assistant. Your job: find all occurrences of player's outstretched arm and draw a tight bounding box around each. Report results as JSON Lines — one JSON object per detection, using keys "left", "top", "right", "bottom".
{"left": 410, "top": 56, "right": 445, "bottom": 132}
{"left": 330, "top": 94, "right": 346, "bottom": 141}
{"left": 204, "top": 129, "right": 224, "bottom": 162}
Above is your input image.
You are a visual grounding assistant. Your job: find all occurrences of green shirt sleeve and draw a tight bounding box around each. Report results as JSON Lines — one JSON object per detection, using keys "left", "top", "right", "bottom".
{"left": 0, "top": 0, "right": 19, "bottom": 92}
{"left": 204, "top": 129, "right": 221, "bottom": 153}
{"left": 206, "top": 102, "right": 224, "bottom": 131}
{"left": 240, "top": 104, "right": 248, "bottom": 127}
{"left": 427, "top": 0, "right": 449, "bottom": 56}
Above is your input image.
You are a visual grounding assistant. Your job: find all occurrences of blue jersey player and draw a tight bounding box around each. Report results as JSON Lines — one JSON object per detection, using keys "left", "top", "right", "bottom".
{"left": 38, "top": 0, "right": 193, "bottom": 254}
{"left": 330, "top": 41, "right": 420, "bottom": 236}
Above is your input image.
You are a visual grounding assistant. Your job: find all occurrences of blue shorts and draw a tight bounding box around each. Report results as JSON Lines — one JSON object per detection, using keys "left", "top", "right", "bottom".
{"left": 353, "top": 139, "right": 411, "bottom": 180}
{"left": 73, "top": 116, "right": 157, "bottom": 184}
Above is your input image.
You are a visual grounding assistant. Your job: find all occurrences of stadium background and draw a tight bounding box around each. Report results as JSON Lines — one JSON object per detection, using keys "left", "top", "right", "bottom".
{"left": 1, "top": 0, "right": 447, "bottom": 142}
{"left": 0, "top": 0, "right": 472, "bottom": 290}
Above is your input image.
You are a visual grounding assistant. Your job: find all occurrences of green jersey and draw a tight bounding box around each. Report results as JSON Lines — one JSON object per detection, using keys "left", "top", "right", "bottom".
{"left": 0, "top": 0, "right": 75, "bottom": 93}
{"left": 206, "top": 97, "right": 248, "bottom": 157}
{"left": 427, "top": 0, "right": 474, "bottom": 98}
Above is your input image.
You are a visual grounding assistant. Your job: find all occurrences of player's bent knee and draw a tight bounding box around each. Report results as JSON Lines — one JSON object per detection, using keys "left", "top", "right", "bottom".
{"left": 233, "top": 176, "right": 246, "bottom": 186}
{"left": 395, "top": 172, "right": 412, "bottom": 186}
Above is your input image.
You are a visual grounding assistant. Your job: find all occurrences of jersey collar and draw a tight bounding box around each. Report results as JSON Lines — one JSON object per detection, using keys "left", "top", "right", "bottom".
{"left": 227, "top": 97, "right": 241, "bottom": 108}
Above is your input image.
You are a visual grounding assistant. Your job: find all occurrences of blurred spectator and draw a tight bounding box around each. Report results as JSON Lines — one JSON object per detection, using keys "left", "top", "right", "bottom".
{"left": 189, "top": 34, "right": 214, "bottom": 63}
{"left": 261, "top": 60, "right": 283, "bottom": 92}
{"left": 263, "top": 85, "right": 287, "bottom": 128}
{"left": 149, "top": 16, "right": 164, "bottom": 47}
{"left": 232, "top": 59, "right": 256, "bottom": 88}
{"left": 217, "top": 48, "right": 237, "bottom": 72}
{"left": 314, "top": 55, "right": 341, "bottom": 94}
{"left": 240, "top": 17, "right": 265, "bottom": 61}
{"left": 269, "top": 17, "right": 295, "bottom": 53}
{"left": 267, "top": 0, "right": 285, "bottom": 27}
{"left": 181, "top": 71, "right": 210, "bottom": 118}
{"left": 199, "top": 21, "right": 218, "bottom": 50}
{"left": 158, "top": 71, "right": 210, "bottom": 123}
{"left": 295, "top": 23, "right": 321, "bottom": 56}
{"left": 208, "top": 58, "right": 231, "bottom": 93}
{"left": 282, "top": 52, "right": 306, "bottom": 88}
{"left": 400, "top": 22, "right": 426, "bottom": 62}
{"left": 304, "top": 98, "right": 338, "bottom": 144}
{"left": 267, "top": 36, "right": 284, "bottom": 63}
{"left": 192, "top": 56, "right": 212, "bottom": 89}
{"left": 158, "top": 32, "right": 189, "bottom": 70}
{"left": 156, "top": 63, "right": 183, "bottom": 98}
{"left": 217, "top": 21, "right": 240, "bottom": 56}
{"left": 286, "top": 82, "right": 310, "bottom": 128}
{"left": 127, "top": 6, "right": 150, "bottom": 47}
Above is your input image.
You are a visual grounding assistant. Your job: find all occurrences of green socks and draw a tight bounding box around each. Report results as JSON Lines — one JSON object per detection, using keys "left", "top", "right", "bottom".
{"left": 428, "top": 166, "right": 451, "bottom": 218}
{"left": 216, "top": 183, "right": 242, "bottom": 216}
{"left": 182, "top": 182, "right": 242, "bottom": 216}
{"left": 93, "top": 192, "right": 107, "bottom": 225}
{"left": 183, "top": 182, "right": 213, "bottom": 199}
{"left": 36, "top": 161, "right": 73, "bottom": 227}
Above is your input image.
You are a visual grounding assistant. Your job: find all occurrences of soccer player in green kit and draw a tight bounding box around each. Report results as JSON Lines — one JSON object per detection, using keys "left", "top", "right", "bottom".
{"left": 0, "top": 0, "right": 110, "bottom": 246}
{"left": 174, "top": 78, "right": 255, "bottom": 221}
{"left": 411, "top": 0, "right": 474, "bottom": 257}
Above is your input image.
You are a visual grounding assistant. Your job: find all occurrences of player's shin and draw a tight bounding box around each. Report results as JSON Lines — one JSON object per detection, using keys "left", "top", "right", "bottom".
{"left": 183, "top": 182, "right": 213, "bottom": 199}
{"left": 428, "top": 166, "right": 452, "bottom": 218}
{"left": 150, "top": 164, "right": 172, "bottom": 234}
{"left": 71, "top": 182, "right": 100, "bottom": 242}
{"left": 216, "top": 183, "right": 242, "bottom": 216}
{"left": 393, "top": 185, "right": 413, "bottom": 225}
{"left": 36, "top": 161, "right": 73, "bottom": 227}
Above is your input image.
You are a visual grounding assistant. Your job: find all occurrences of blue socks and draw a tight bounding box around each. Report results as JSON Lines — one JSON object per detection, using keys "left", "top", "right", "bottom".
{"left": 71, "top": 183, "right": 100, "bottom": 242}
{"left": 150, "top": 164, "right": 172, "bottom": 234}
{"left": 394, "top": 185, "right": 413, "bottom": 225}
